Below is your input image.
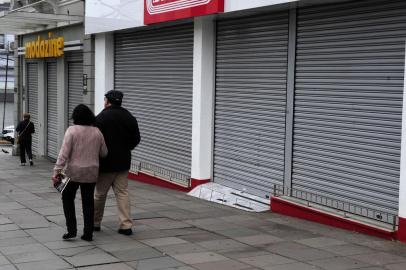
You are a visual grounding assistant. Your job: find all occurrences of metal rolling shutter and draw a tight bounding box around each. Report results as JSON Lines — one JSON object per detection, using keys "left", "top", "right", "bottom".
{"left": 115, "top": 24, "right": 193, "bottom": 184}
{"left": 67, "top": 57, "right": 83, "bottom": 126}
{"left": 291, "top": 0, "right": 406, "bottom": 214}
{"left": 27, "top": 63, "right": 39, "bottom": 155}
{"left": 46, "top": 62, "right": 58, "bottom": 160}
{"left": 214, "top": 11, "right": 289, "bottom": 198}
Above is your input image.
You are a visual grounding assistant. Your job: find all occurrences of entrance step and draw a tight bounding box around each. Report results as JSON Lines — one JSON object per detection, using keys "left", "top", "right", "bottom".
{"left": 188, "top": 183, "right": 270, "bottom": 212}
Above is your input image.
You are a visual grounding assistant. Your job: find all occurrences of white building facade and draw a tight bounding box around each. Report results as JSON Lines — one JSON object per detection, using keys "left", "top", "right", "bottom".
{"left": 89, "top": 0, "right": 406, "bottom": 242}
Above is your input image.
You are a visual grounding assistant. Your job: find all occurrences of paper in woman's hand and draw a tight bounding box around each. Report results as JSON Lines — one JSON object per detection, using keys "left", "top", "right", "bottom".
{"left": 53, "top": 173, "right": 70, "bottom": 193}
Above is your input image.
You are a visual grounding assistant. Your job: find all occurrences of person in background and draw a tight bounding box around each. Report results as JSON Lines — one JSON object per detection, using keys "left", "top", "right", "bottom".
{"left": 94, "top": 90, "right": 140, "bottom": 236}
{"left": 53, "top": 104, "right": 108, "bottom": 241}
{"left": 16, "top": 113, "right": 35, "bottom": 166}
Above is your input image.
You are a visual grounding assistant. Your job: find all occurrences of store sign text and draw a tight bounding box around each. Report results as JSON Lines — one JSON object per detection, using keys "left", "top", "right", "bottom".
{"left": 144, "top": 0, "right": 224, "bottom": 24}
{"left": 25, "top": 33, "right": 64, "bottom": 59}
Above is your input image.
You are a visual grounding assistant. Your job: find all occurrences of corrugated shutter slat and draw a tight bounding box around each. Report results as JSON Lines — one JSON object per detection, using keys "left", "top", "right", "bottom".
{"left": 27, "top": 63, "right": 39, "bottom": 155}
{"left": 292, "top": 0, "right": 406, "bottom": 214}
{"left": 47, "top": 62, "right": 58, "bottom": 160}
{"left": 67, "top": 54, "right": 83, "bottom": 126}
{"left": 214, "top": 12, "right": 289, "bottom": 198}
{"left": 115, "top": 24, "right": 193, "bottom": 179}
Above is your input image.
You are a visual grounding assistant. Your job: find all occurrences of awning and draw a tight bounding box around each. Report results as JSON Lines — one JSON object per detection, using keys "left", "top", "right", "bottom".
{"left": 0, "top": 10, "right": 82, "bottom": 34}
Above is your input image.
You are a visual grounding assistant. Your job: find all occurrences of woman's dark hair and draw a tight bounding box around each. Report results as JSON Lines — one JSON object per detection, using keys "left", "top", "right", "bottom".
{"left": 71, "top": 104, "right": 95, "bottom": 126}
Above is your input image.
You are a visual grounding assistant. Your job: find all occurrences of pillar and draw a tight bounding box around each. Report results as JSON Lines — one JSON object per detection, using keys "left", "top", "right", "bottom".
{"left": 94, "top": 33, "right": 114, "bottom": 114}
{"left": 190, "top": 16, "right": 216, "bottom": 187}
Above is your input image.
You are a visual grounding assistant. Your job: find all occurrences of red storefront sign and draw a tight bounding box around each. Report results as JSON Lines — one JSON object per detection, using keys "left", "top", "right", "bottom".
{"left": 144, "top": 0, "right": 224, "bottom": 25}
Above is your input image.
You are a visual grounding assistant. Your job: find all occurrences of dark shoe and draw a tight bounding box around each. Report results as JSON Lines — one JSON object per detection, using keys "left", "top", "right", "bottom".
{"left": 118, "top": 228, "right": 133, "bottom": 236}
{"left": 81, "top": 235, "right": 93, "bottom": 241}
{"left": 62, "top": 232, "right": 77, "bottom": 240}
{"left": 93, "top": 226, "right": 101, "bottom": 232}
{"left": 29, "top": 160, "right": 34, "bottom": 166}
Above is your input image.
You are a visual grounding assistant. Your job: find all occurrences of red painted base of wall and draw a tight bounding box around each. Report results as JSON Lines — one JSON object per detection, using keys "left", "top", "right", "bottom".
{"left": 397, "top": 217, "right": 406, "bottom": 243}
{"left": 128, "top": 172, "right": 210, "bottom": 192}
{"left": 271, "top": 197, "right": 396, "bottom": 240}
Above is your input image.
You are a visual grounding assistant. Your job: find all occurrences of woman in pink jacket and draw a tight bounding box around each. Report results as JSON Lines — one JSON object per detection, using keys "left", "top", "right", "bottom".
{"left": 53, "top": 104, "right": 108, "bottom": 241}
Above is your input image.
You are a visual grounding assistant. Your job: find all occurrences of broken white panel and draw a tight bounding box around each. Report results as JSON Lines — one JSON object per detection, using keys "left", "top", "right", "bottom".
{"left": 188, "top": 182, "right": 270, "bottom": 212}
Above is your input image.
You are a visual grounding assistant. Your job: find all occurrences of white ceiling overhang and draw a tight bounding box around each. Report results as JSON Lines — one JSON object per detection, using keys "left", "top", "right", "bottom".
{"left": 0, "top": 0, "right": 83, "bottom": 35}
{"left": 0, "top": 10, "right": 82, "bottom": 34}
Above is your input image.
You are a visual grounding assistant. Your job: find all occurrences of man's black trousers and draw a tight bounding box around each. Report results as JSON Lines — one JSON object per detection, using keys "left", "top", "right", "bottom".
{"left": 19, "top": 140, "right": 33, "bottom": 163}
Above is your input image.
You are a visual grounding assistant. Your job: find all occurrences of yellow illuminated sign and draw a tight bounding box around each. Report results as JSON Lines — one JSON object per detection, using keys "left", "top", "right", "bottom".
{"left": 25, "top": 33, "right": 64, "bottom": 59}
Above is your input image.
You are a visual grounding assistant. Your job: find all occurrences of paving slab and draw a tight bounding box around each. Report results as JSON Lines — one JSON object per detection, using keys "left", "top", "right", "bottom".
{"left": 308, "top": 256, "right": 371, "bottom": 270}
{"left": 141, "top": 237, "right": 189, "bottom": 247}
{"left": 385, "top": 262, "right": 406, "bottom": 270}
{"left": 195, "top": 239, "right": 250, "bottom": 251}
{"left": 63, "top": 252, "right": 120, "bottom": 267}
{"left": 14, "top": 258, "right": 72, "bottom": 270}
{"left": 349, "top": 252, "right": 406, "bottom": 266}
{"left": 235, "top": 234, "right": 285, "bottom": 246}
{"left": 135, "top": 256, "right": 185, "bottom": 270}
{"left": 0, "top": 224, "right": 19, "bottom": 232}
{"left": 0, "top": 236, "right": 37, "bottom": 247}
{"left": 0, "top": 230, "right": 28, "bottom": 240}
{"left": 156, "top": 243, "right": 207, "bottom": 256}
{"left": 0, "top": 256, "right": 9, "bottom": 266}
{"left": 6, "top": 250, "right": 59, "bottom": 264}
{"left": 215, "top": 228, "right": 263, "bottom": 238}
{"left": 172, "top": 252, "right": 228, "bottom": 265}
{"left": 297, "top": 237, "right": 348, "bottom": 248}
{"left": 192, "top": 259, "right": 252, "bottom": 270}
{"left": 0, "top": 243, "right": 48, "bottom": 255}
{"left": 1, "top": 155, "right": 406, "bottom": 270}
{"left": 322, "top": 244, "right": 376, "bottom": 256}
{"left": 43, "top": 239, "right": 94, "bottom": 250}
{"left": 97, "top": 240, "right": 148, "bottom": 252}
{"left": 0, "top": 265, "right": 17, "bottom": 270}
{"left": 153, "top": 267, "right": 196, "bottom": 270}
{"left": 79, "top": 263, "right": 134, "bottom": 270}
{"left": 271, "top": 246, "right": 337, "bottom": 262}
{"left": 178, "top": 232, "right": 227, "bottom": 242}
{"left": 218, "top": 247, "right": 271, "bottom": 259}
{"left": 53, "top": 246, "right": 97, "bottom": 257}
{"left": 258, "top": 262, "right": 321, "bottom": 270}
{"left": 0, "top": 217, "right": 12, "bottom": 225}
{"left": 238, "top": 253, "right": 296, "bottom": 268}
{"left": 111, "top": 247, "right": 164, "bottom": 261}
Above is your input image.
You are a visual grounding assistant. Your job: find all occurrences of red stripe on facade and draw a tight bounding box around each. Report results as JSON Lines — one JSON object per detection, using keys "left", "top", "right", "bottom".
{"left": 271, "top": 197, "right": 397, "bottom": 241}
{"left": 397, "top": 217, "right": 406, "bottom": 243}
{"left": 128, "top": 172, "right": 210, "bottom": 192}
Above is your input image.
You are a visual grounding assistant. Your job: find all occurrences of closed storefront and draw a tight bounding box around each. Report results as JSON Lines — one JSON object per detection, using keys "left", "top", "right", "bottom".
{"left": 26, "top": 62, "right": 39, "bottom": 155}
{"left": 67, "top": 52, "right": 83, "bottom": 126}
{"left": 114, "top": 24, "right": 194, "bottom": 185}
{"left": 46, "top": 62, "right": 58, "bottom": 160}
{"left": 19, "top": 24, "right": 85, "bottom": 158}
{"left": 291, "top": 0, "right": 406, "bottom": 214}
{"left": 85, "top": 0, "right": 406, "bottom": 240}
{"left": 213, "top": 11, "right": 290, "bottom": 198}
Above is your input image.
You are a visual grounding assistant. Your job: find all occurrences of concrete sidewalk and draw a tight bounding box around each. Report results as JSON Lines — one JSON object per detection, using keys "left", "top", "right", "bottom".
{"left": 1, "top": 154, "right": 406, "bottom": 270}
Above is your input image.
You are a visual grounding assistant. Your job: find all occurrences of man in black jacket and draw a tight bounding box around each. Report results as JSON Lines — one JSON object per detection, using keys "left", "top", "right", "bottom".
{"left": 16, "top": 113, "right": 35, "bottom": 166}
{"left": 94, "top": 90, "right": 140, "bottom": 236}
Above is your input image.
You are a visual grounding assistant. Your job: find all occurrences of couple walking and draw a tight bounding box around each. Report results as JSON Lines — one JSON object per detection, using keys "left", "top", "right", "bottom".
{"left": 52, "top": 90, "right": 141, "bottom": 241}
